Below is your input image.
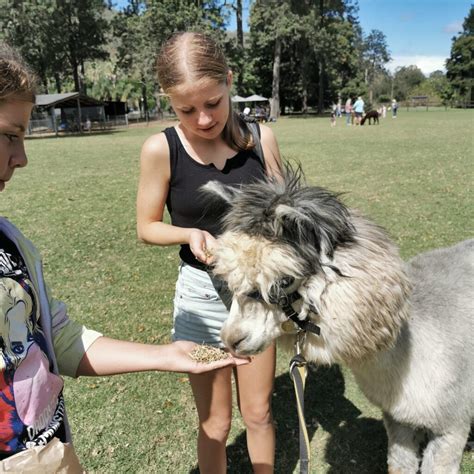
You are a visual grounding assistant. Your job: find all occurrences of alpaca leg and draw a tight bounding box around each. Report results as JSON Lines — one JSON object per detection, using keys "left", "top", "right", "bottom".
{"left": 420, "top": 425, "right": 469, "bottom": 474}
{"left": 383, "top": 413, "right": 421, "bottom": 474}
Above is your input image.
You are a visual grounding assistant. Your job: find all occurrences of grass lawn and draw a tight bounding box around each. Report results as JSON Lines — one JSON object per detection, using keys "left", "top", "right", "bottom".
{"left": 1, "top": 108, "right": 472, "bottom": 473}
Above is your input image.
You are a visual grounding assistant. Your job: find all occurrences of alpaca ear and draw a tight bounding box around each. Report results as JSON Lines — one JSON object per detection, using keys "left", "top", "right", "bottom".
{"left": 274, "top": 202, "right": 325, "bottom": 273}
{"left": 274, "top": 204, "right": 312, "bottom": 225}
{"left": 274, "top": 202, "right": 321, "bottom": 246}
{"left": 200, "top": 181, "right": 240, "bottom": 205}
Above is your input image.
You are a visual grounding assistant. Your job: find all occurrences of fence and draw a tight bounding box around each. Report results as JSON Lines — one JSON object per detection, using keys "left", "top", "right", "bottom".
{"left": 400, "top": 100, "right": 474, "bottom": 111}
{"left": 28, "top": 114, "right": 130, "bottom": 136}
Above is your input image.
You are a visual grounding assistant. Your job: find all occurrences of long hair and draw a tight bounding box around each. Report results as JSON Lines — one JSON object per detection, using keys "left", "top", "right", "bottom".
{"left": 156, "top": 32, "right": 254, "bottom": 152}
{"left": 0, "top": 43, "right": 37, "bottom": 103}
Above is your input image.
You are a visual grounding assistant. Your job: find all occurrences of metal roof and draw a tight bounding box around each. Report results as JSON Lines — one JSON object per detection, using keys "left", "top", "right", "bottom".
{"left": 35, "top": 92, "right": 103, "bottom": 108}
{"left": 232, "top": 94, "right": 269, "bottom": 103}
{"left": 232, "top": 95, "right": 247, "bottom": 102}
{"left": 244, "top": 94, "right": 268, "bottom": 101}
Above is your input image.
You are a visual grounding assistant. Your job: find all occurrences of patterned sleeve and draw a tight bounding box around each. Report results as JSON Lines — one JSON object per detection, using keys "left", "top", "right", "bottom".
{"left": 49, "top": 295, "right": 102, "bottom": 378}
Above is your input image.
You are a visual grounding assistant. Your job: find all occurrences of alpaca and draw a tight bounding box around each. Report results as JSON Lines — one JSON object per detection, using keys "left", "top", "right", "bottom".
{"left": 202, "top": 166, "right": 473, "bottom": 473}
{"left": 361, "top": 110, "right": 380, "bottom": 125}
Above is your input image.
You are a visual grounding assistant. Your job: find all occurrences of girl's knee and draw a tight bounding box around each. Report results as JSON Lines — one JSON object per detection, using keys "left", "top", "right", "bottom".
{"left": 241, "top": 405, "right": 273, "bottom": 430}
{"left": 199, "top": 416, "right": 232, "bottom": 442}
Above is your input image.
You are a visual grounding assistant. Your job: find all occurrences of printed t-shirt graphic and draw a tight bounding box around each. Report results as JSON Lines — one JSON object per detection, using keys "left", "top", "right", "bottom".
{"left": 0, "top": 234, "right": 65, "bottom": 455}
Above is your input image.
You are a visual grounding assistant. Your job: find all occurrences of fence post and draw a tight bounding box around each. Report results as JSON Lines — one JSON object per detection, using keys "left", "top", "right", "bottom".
{"left": 50, "top": 107, "right": 58, "bottom": 136}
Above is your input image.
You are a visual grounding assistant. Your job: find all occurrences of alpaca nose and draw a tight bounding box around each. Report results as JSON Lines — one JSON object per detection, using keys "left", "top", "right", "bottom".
{"left": 221, "top": 325, "right": 248, "bottom": 353}
{"left": 230, "top": 336, "right": 247, "bottom": 352}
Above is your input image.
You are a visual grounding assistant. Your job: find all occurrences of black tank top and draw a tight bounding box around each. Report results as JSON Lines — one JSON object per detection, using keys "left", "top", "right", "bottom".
{"left": 164, "top": 126, "right": 265, "bottom": 269}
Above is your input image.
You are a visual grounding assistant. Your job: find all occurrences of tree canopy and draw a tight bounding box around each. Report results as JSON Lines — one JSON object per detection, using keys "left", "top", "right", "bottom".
{"left": 1, "top": 0, "right": 467, "bottom": 113}
{"left": 446, "top": 5, "right": 474, "bottom": 106}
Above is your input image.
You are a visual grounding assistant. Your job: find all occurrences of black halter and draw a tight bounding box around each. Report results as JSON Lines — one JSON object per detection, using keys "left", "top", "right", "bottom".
{"left": 246, "top": 288, "right": 321, "bottom": 336}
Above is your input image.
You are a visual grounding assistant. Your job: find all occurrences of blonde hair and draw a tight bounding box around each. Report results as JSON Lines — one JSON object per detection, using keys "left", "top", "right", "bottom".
{"left": 0, "top": 43, "right": 37, "bottom": 103}
{"left": 156, "top": 32, "right": 253, "bottom": 152}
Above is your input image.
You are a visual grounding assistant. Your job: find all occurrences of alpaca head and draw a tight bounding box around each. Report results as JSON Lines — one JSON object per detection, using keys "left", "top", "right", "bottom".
{"left": 203, "top": 164, "right": 411, "bottom": 365}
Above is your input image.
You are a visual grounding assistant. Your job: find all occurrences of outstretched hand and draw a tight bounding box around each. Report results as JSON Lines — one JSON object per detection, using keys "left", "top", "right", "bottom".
{"left": 169, "top": 341, "right": 250, "bottom": 373}
{"left": 189, "top": 229, "right": 216, "bottom": 265}
{"left": 76, "top": 337, "right": 251, "bottom": 377}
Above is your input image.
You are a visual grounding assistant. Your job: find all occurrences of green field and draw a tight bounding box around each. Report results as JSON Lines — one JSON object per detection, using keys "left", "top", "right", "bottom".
{"left": 2, "top": 109, "right": 473, "bottom": 473}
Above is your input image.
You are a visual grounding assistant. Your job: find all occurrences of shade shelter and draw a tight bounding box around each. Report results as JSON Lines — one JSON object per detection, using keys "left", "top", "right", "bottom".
{"left": 232, "top": 94, "right": 270, "bottom": 121}
{"left": 244, "top": 94, "right": 268, "bottom": 102}
{"left": 34, "top": 92, "right": 105, "bottom": 135}
{"left": 232, "top": 94, "right": 269, "bottom": 103}
{"left": 231, "top": 95, "right": 248, "bottom": 103}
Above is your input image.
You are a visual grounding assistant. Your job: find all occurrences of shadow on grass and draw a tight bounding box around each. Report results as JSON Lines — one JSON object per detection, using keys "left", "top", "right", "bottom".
{"left": 189, "top": 365, "right": 387, "bottom": 473}
{"left": 26, "top": 129, "right": 123, "bottom": 140}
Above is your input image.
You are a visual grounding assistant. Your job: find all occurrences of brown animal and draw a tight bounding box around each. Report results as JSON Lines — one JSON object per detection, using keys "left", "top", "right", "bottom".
{"left": 361, "top": 110, "right": 379, "bottom": 125}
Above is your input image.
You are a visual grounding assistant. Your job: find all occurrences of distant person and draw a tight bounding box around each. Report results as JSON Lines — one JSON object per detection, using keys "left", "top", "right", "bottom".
{"left": 0, "top": 43, "right": 248, "bottom": 469}
{"left": 84, "top": 116, "right": 91, "bottom": 132}
{"left": 330, "top": 109, "right": 336, "bottom": 127}
{"left": 353, "top": 96, "right": 365, "bottom": 125}
{"left": 336, "top": 99, "right": 342, "bottom": 117}
{"left": 392, "top": 98, "right": 399, "bottom": 118}
{"left": 345, "top": 97, "right": 352, "bottom": 126}
{"left": 255, "top": 104, "right": 268, "bottom": 122}
{"left": 243, "top": 106, "right": 251, "bottom": 116}
{"left": 382, "top": 105, "right": 387, "bottom": 118}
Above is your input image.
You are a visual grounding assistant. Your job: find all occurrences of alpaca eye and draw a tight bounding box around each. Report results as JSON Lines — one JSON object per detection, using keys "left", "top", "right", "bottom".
{"left": 279, "top": 276, "right": 295, "bottom": 289}
{"left": 268, "top": 276, "right": 295, "bottom": 303}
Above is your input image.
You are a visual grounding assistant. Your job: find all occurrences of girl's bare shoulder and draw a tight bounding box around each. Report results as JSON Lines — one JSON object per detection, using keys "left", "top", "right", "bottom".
{"left": 140, "top": 131, "right": 170, "bottom": 163}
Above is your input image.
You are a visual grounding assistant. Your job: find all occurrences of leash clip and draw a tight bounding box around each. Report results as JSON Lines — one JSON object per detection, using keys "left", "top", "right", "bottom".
{"left": 295, "top": 330, "right": 306, "bottom": 355}
{"left": 290, "top": 331, "right": 307, "bottom": 377}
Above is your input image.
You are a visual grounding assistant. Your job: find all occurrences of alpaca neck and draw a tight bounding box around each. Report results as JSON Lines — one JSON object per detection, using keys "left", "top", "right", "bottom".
{"left": 348, "top": 322, "right": 410, "bottom": 411}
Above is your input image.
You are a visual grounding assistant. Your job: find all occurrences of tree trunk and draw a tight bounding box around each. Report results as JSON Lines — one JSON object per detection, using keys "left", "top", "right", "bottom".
{"left": 301, "top": 50, "right": 308, "bottom": 114}
{"left": 54, "top": 73, "right": 62, "bottom": 93}
{"left": 141, "top": 79, "right": 149, "bottom": 123}
{"left": 236, "top": 0, "right": 244, "bottom": 93}
{"left": 318, "top": 58, "right": 325, "bottom": 114}
{"left": 66, "top": 4, "right": 81, "bottom": 94}
{"left": 302, "top": 88, "right": 308, "bottom": 114}
{"left": 69, "top": 41, "right": 81, "bottom": 93}
{"left": 80, "top": 61, "right": 86, "bottom": 95}
{"left": 365, "top": 67, "right": 374, "bottom": 103}
{"left": 270, "top": 37, "right": 281, "bottom": 119}
{"left": 317, "top": 0, "right": 325, "bottom": 114}
{"left": 42, "top": 77, "right": 49, "bottom": 94}
{"left": 71, "top": 61, "right": 80, "bottom": 93}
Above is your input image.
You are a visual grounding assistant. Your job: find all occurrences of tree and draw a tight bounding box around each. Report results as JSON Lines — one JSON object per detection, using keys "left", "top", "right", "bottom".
{"left": 392, "top": 65, "right": 425, "bottom": 101}
{"left": 309, "top": 1, "right": 362, "bottom": 113}
{"left": 222, "top": 0, "right": 247, "bottom": 93}
{"left": 446, "top": 5, "right": 474, "bottom": 106}
{"left": 0, "top": 1, "right": 64, "bottom": 92}
{"left": 57, "top": 0, "right": 110, "bottom": 93}
{"left": 0, "top": 0, "right": 110, "bottom": 94}
{"left": 249, "top": 0, "right": 301, "bottom": 118}
{"left": 248, "top": 0, "right": 361, "bottom": 116}
{"left": 427, "top": 70, "right": 454, "bottom": 106}
{"left": 362, "top": 29, "right": 391, "bottom": 103}
{"left": 113, "top": 0, "right": 226, "bottom": 120}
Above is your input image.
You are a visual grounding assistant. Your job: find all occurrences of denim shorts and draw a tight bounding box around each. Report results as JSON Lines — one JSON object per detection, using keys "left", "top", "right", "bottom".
{"left": 172, "top": 262, "right": 232, "bottom": 348}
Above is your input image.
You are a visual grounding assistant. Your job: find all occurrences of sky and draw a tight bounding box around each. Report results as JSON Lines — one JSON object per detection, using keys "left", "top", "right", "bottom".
{"left": 114, "top": 0, "right": 471, "bottom": 75}
{"left": 355, "top": 0, "right": 471, "bottom": 75}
